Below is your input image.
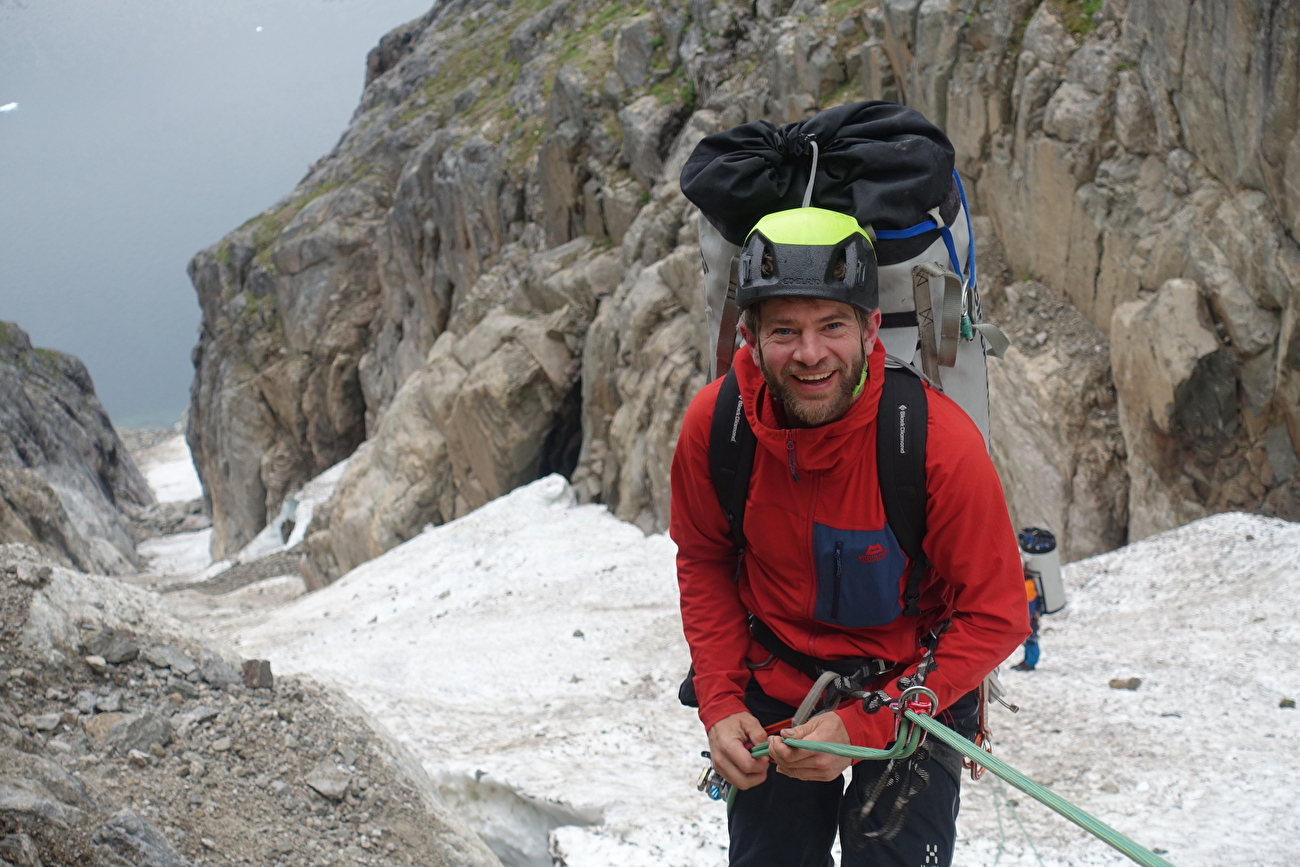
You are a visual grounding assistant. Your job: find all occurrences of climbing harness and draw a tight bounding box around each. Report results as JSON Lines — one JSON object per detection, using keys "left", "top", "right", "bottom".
{"left": 702, "top": 689, "right": 1177, "bottom": 867}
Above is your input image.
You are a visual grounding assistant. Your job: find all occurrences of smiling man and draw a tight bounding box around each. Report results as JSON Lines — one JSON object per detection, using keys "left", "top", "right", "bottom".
{"left": 670, "top": 206, "right": 1028, "bottom": 867}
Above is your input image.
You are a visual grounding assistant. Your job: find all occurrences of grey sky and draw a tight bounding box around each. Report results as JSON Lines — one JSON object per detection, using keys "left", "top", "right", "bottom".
{"left": 0, "top": 0, "right": 434, "bottom": 427}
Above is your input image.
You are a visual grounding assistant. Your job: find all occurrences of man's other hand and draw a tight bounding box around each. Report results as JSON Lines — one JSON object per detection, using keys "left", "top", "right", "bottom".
{"left": 767, "top": 712, "right": 853, "bottom": 782}
{"left": 707, "top": 712, "right": 770, "bottom": 790}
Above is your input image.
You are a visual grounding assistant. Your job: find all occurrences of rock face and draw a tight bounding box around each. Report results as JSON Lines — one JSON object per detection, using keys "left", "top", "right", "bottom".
{"left": 0, "top": 320, "right": 153, "bottom": 573}
{"left": 189, "top": 0, "right": 1300, "bottom": 577}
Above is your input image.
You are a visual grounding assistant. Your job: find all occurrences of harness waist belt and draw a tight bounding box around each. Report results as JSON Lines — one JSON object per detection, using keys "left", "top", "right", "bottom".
{"left": 749, "top": 616, "right": 896, "bottom": 685}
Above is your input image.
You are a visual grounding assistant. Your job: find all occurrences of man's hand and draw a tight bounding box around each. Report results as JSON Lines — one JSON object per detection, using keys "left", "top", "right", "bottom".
{"left": 707, "top": 712, "right": 770, "bottom": 790}
{"left": 766, "top": 712, "right": 853, "bottom": 782}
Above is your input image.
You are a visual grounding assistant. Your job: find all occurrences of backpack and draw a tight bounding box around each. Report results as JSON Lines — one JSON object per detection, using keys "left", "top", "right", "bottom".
{"left": 684, "top": 101, "right": 1008, "bottom": 445}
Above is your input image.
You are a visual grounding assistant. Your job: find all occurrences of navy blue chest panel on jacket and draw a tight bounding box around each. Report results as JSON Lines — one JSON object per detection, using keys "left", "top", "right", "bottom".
{"left": 812, "top": 522, "right": 907, "bottom": 627}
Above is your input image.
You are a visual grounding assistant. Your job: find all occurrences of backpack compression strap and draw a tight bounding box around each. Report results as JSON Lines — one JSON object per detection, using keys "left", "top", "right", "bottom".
{"left": 708, "top": 364, "right": 929, "bottom": 614}
{"left": 877, "top": 365, "right": 929, "bottom": 616}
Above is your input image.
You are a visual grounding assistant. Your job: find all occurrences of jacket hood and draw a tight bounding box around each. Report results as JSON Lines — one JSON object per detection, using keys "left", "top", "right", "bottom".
{"left": 733, "top": 338, "right": 887, "bottom": 474}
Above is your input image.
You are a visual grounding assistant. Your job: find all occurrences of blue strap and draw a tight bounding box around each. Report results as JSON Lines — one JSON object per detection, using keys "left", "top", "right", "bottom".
{"left": 953, "top": 169, "right": 977, "bottom": 289}
{"left": 873, "top": 170, "right": 978, "bottom": 289}
{"left": 875, "top": 220, "right": 940, "bottom": 240}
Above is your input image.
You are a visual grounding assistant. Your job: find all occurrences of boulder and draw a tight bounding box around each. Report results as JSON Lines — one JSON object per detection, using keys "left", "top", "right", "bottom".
{"left": 83, "top": 629, "right": 139, "bottom": 665}
{"left": 104, "top": 711, "right": 173, "bottom": 756}
{"left": 144, "top": 645, "right": 197, "bottom": 675}
{"left": 92, "top": 809, "right": 193, "bottom": 867}
{"left": 197, "top": 651, "right": 242, "bottom": 688}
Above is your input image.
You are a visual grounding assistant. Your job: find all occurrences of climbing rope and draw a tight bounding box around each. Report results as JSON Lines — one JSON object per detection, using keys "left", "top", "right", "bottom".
{"left": 743, "top": 687, "right": 1175, "bottom": 867}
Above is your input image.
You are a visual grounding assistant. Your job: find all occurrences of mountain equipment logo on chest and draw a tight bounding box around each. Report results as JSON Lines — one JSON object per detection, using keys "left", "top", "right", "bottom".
{"left": 859, "top": 543, "right": 887, "bottom": 563}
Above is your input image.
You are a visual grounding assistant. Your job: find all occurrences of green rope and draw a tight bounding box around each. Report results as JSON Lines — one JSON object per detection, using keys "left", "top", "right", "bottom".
{"left": 747, "top": 711, "right": 1175, "bottom": 867}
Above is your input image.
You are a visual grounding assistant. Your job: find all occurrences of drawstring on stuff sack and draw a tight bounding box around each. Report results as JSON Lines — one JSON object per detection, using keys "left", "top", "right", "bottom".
{"left": 801, "top": 136, "right": 819, "bottom": 209}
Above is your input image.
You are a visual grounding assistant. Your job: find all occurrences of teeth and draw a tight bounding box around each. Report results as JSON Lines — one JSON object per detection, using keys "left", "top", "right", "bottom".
{"left": 795, "top": 372, "right": 832, "bottom": 382}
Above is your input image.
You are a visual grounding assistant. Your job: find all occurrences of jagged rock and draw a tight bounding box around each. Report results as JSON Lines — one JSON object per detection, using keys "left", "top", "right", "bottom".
{"left": 92, "top": 809, "right": 193, "bottom": 867}
{"left": 144, "top": 646, "right": 197, "bottom": 675}
{"left": 83, "top": 629, "right": 138, "bottom": 665}
{"left": 83, "top": 712, "right": 124, "bottom": 744}
{"left": 0, "top": 321, "right": 152, "bottom": 574}
{"left": 613, "top": 15, "right": 662, "bottom": 90}
{"left": 302, "top": 244, "right": 614, "bottom": 583}
{"left": 0, "top": 745, "right": 92, "bottom": 827}
{"left": 241, "top": 659, "right": 273, "bottom": 690}
{"left": 197, "top": 651, "right": 241, "bottom": 688}
{"left": 104, "top": 711, "right": 172, "bottom": 756}
{"left": 618, "top": 96, "right": 680, "bottom": 187}
{"left": 0, "top": 833, "right": 41, "bottom": 867}
{"left": 304, "top": 762, "right": 350, "bottom": 801}
{"left": 1111, "top": 279, "right": 1227, "bottom": 539}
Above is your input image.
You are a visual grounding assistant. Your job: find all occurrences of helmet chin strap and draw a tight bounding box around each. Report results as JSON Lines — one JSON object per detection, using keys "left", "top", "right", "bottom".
{"left": 851, "top": 358, "right": 868, "bottom": 398}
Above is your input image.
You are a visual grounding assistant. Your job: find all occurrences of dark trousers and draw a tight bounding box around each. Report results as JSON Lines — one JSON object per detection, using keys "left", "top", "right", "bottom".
{"left": 729, "top": 680, "right": 979, "bottom": 867}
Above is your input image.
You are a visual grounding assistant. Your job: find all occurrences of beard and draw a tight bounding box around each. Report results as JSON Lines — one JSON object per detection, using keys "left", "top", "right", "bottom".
{"left": 757, "top": 343, "right": 867, "bottom": 428}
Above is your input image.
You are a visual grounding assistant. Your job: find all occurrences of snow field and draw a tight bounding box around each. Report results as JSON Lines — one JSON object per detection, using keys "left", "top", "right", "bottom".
{"left": 144, "top": 459, "right": 1299, "bottom": 867}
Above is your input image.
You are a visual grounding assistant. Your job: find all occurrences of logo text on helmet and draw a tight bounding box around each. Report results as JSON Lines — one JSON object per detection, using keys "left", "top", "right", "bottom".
{"left": 780, "top": 277, "right": 822, "bottom": 285}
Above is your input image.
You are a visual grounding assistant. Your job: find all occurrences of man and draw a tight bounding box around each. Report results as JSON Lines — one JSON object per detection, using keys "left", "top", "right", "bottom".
{"left": 670, "top": 206, "right": 1029, "bottom": 866}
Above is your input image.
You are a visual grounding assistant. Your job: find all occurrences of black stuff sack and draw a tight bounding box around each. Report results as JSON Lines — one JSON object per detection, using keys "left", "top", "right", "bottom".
{"left": 678, "top": 100, "right": 955, "bottom": 246}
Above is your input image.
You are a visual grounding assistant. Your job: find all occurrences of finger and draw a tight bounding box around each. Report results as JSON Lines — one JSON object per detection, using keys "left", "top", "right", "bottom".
{"left": 740, "top": 716, "right": 769, "bottom": 748}
{"left": 717, "top": 732, "right": 767, "bottom": 776}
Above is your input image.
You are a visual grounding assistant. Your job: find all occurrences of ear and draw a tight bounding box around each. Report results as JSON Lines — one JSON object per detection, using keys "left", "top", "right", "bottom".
{"left": 862, "top": 308, "right": 882, "bottom": 353}
{"left": 738, "top": 321, "right": 760, "bottom": 361}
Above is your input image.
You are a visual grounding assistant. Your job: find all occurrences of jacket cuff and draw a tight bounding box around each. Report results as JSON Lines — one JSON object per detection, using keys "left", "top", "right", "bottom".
{"left": 699, "top": 695, "right": 751, "bottom": 733}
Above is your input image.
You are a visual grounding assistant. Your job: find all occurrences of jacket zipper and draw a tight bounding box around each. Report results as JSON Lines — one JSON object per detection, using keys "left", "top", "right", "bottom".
{"left": 786, "top": 434, "right": 800, "bottom": 482}
{"left": 831, "top": 541, "right": 843, "bottom": 621}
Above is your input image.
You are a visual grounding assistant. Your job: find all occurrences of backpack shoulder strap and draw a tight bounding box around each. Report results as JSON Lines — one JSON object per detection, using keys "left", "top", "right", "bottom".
{"left": 709, "top": 368, "right": 756, "bottom": 554}
{"left": 877, "top": 364, "right": 929, "bottom": 616}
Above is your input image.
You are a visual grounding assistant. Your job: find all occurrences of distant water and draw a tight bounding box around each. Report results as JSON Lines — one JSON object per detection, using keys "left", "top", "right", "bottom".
{"left": 0, "top": 0, "right": 434, "bottom": 428}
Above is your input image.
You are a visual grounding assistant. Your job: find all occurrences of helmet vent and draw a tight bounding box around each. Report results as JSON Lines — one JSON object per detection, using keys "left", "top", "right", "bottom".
{"left": 831, "top": 254, "right": 847, "bottom": 281}
{"left": 761, "top": 250, "right": 775, "bottom": 278}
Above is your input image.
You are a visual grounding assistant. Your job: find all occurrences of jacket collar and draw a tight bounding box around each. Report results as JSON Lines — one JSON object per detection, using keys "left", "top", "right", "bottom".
{"left": 733, "top": 339, "right": 886, "bottom": 475}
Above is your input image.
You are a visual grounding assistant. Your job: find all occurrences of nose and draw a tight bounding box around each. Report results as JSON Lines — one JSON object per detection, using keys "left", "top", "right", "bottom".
{"left": 790, "top": 331, "right": 829, "bottom": 367}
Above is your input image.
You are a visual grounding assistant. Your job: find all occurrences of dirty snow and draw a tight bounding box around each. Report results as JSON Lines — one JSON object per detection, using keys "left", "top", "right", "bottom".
{"left": 156, "top": 475, "right": 1296, "bottom": 867}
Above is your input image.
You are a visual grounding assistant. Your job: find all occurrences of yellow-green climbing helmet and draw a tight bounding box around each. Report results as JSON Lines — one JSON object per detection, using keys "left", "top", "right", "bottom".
{"left": 737, "top": 207, "right": 878, "bottom": 314}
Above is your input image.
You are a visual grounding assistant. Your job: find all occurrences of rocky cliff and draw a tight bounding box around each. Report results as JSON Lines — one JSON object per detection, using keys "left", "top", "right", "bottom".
{"left": 0, "top": 321, "right": 153, "bottom": 574}
{"left": 187, "top": 0, "right": 1300, "bottom": 579}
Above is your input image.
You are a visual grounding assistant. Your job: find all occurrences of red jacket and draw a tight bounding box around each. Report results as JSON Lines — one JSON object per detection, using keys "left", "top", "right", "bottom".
{"left": 670, "top": 340, "right": 1029, "bottom": 747}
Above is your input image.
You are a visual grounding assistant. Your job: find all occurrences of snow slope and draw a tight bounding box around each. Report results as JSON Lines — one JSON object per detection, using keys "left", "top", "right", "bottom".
{"left": 219, "top": 477, "right": 1298, "bottom": 867}
{"left": 138, "top": 432, "right": 204, "bottom": 503}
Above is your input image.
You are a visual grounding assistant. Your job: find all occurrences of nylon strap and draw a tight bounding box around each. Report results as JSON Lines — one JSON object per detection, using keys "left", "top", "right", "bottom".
{"left": 713, "top": 259, "right": 742, "bottom": 378}
{"left": 708, "top": 368, "right": 755, "bottom": 555}
{"left": 911, "top": 264, "right": 942, "bottom": 385}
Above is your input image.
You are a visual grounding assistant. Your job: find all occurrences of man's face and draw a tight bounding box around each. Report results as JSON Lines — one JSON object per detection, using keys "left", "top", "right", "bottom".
{"left": 740, "top": 298, "right": 881, "bottom": 428}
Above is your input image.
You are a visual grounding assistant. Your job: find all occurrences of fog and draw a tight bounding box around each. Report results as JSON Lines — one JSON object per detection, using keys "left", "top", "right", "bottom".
{"left": 0, "top": 0, "right": 434, "bottom": 427}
